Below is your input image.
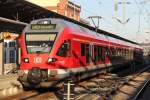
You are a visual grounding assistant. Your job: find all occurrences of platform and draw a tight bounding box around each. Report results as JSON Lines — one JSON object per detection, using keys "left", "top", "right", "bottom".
{"left": 0, "top": 74, "right": 21, "bottom": 90}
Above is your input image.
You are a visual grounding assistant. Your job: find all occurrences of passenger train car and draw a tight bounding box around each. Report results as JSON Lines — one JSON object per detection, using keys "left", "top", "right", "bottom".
{"left": 18, "top": 18, "right": 143, "bottom": 88}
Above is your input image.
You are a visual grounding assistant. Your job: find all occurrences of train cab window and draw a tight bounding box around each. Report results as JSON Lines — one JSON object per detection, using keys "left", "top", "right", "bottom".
{"left": 57, "top": 40, "right": 71, "bottom": 57}
{"left": 81, "top": 43, "right": 85, "bottom": 56}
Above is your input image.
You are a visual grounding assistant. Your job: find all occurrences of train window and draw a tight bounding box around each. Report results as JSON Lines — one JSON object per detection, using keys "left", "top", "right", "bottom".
{"left": 110, "top": 48, "right": 114, "bottom": 57}
{"left": 94, "top": 45, "right": 98, "bottom": 62}
{"left": 98, "top": 46, "right": 102, "bottom": 61}
{"left": 57, "top": 40, "right": 71, "bottom": 57}
{"left": 86, "top": 44, "right": 90, "bottom": 64}
{"left": 111, "top": 48, "right": 116, "bottom": 56}
{"left": 105, "top": 47, "right": 110, "bottom": 58}
{"left": 81, "top": 43, "right": 85, "bottom": 56}
{"left": 101, "top": 47, "right": 106, "bottom": 61}
{"left": 26, "top": 33, "right": 57, "bottom": 54}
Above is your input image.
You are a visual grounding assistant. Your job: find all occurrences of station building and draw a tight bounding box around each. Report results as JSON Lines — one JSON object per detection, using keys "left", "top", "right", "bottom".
{"left": 28, "top": 0, "right": 81, "bottom": 21}
{"left": 141, "top": 43, "right": 150, "bottom": 56}
{"left": 0, "top": 32, "right": 18, "bottom": 75}
{"left": 3, "top": 33, "right": 19, "bottom": 74}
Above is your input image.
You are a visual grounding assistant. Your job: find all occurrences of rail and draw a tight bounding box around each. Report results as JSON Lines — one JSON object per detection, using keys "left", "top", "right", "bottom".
{"left": 133, "top": 77, "right": 150, "bottom": 100}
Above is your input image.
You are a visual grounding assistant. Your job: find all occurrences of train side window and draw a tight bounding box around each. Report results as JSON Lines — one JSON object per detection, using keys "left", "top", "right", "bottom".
{"left": 101, "top": 47, "right": 105, "bottom": 61}
{"left": 110, "top": 48, "right": 114, "bottom": 57}
{"left": 94, "top": 45, "right": 98, "bottom": 62}
{"left": 105, "top": 47, "right": 110, "bottom": 58}
{"left": 86, "top": 44, "right": 90, "bottom": 64}
{"left": 98, "top": 46, "right": 102, "bottom": 61}
{"left": 81, "top": 43, "right": 85, "bottom": 56}
{"left": 57, "top": 40, "right": 71, "bottom": 57}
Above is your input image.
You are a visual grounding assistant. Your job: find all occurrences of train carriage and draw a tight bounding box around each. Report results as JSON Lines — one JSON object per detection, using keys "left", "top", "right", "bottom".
{"left": 18, "top": 18, "right": 143, "bottom": 88}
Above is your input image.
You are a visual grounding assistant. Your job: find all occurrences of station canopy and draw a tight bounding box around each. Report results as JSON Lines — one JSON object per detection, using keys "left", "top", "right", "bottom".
{"left": 0, "top": 0, "right": 74, "bottom": 23}
{"left": 0, "top": 17, "right": 27, "bottom": 33}
{"left": 0, "top": 0, "right": 73, "bottom": 33}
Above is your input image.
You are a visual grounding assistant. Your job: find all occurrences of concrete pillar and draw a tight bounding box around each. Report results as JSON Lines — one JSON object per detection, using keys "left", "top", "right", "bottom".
{"left": 0, "top": 33, "right": 4, "bottom": 75}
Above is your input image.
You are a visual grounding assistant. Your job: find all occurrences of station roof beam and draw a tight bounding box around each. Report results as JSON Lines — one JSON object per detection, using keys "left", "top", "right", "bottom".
{"left": 0, "top": 17, "right": 27, "bottom": 33}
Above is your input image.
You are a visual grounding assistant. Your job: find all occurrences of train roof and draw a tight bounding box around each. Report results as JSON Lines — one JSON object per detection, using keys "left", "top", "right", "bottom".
{"left": 32, "top": 18, "right": 139, "bottom": 44}
{"left": 29, "top": 18, "right": 142, "bottom": 49}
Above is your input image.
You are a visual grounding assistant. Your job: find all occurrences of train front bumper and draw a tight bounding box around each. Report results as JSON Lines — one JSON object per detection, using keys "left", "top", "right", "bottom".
{"left": 17, "top": 69, "right": 70, "bottom": 88}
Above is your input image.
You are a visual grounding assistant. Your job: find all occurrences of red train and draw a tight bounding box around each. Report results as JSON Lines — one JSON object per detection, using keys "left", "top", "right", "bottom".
{"left": 18, "top": 18, "right": 143, "bottom": 88}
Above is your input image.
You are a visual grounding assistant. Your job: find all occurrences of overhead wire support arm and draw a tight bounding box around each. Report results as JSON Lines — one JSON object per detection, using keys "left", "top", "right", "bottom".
{"left": 87, "top": 16, "right": 103, "bottom": 32}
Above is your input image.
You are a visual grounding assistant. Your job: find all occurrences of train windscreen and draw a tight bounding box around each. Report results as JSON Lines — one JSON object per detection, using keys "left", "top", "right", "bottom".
{"left": 25, "top": 33, "right": 57, "bottom": 54}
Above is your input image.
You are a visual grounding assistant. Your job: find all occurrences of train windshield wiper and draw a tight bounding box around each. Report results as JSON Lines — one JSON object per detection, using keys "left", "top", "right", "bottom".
{"left": 36, "top": 50, "right": 42, "bottom": 54}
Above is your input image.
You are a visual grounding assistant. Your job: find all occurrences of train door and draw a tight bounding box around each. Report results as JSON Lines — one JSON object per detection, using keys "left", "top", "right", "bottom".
{"left": 56, "top": 40, "right": 73, "bottom": 67}
{"left": 71, "top": 40, "right": 80, "bottom": 67}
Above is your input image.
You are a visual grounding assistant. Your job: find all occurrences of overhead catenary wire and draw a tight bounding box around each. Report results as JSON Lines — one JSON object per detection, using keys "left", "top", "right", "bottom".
{"left": 94, "top": 0, "right": 123, "bottom": 33}
{"left": 133, "top": 0, "right": 150, "bottom": 42}
{"left": 134, "top": 0, "right": 150, "bottom": 26}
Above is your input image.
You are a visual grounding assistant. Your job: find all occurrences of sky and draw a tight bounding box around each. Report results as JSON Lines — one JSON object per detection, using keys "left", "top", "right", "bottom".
{"left": 71, "top": 0, "right": 150, "bottom": 43}
{"left": 28, "top": 0, "right": 150, "bottom": 43}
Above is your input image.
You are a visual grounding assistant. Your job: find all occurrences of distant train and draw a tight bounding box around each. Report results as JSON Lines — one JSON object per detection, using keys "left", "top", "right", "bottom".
{"left": 18, "top": 18, "right": 143, "bottom": 88}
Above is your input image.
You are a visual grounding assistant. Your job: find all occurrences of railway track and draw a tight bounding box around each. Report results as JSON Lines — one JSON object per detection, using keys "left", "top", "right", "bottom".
{"left": 113, "top": 64, "right": 150, "bottom": 100}
{"left": 133, "top": 78, "right": 150, "bottom": 100}
{"left": 75, "top": 73, "right": 128, "bottom": 100}
{"left": 2, "top": 64, "right": 150, "bottom": 100}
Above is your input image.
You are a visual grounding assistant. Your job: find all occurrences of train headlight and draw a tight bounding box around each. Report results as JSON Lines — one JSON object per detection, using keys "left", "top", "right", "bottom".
{"left": 47, "top": 58, "right": 53, "bottom": 63}
{"left": 47, "top": 58, "right": 57, "bottom": 63}
{"left": 24, "top": 58, "right": 29, "bottom": 63}
{"left": 24, "top": 70, "right": 28, "bottom": 74}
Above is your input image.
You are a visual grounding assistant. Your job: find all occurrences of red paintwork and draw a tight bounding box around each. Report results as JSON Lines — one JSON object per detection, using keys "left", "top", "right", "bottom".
{"left": 19, "top": 26, "right": 143, "bottom": 70}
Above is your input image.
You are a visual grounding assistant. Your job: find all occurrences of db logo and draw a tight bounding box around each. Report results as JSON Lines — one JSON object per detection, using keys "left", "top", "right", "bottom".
{"left": 34, "top": 57, "right": 42, "bottom": 63}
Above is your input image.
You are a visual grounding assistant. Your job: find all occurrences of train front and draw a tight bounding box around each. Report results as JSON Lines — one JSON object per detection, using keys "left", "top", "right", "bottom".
{"left": 18, "top": 19, "right": 70, "bottom": 88}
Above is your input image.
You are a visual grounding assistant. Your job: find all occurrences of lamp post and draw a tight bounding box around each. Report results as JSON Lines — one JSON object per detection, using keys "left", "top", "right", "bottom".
{"left": 0, "top": 33, "right": 4, "bottom": 75}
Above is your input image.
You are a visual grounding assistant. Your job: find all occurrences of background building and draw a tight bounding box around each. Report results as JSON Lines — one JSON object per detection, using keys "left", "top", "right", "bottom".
{"left": 28, "top": 0, "right": 81, "bottom": 21}
{"left": 1, "top": 32, "right": 18, "bottom": 74}
{"left": 140, "top": 43, "right": 150, "bottom": 56}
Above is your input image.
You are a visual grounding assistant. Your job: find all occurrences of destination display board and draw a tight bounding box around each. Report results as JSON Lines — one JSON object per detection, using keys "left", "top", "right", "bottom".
{"left": 31, "top": 24, "right": 56, "bottom": 30}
